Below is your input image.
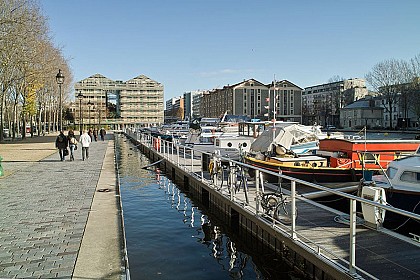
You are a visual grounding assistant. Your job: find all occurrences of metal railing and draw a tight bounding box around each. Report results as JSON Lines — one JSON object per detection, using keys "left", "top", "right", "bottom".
{"left": 125, "top": 128, "right": 420, "bottom": 279}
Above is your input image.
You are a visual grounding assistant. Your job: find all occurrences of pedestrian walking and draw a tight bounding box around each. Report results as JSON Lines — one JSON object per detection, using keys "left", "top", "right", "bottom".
{"left": 100, "top": 128, "right": 106, "bottom": 141}
{"left": 88, "top": 129, "right": 93, "bottom": 142}
{"left": 68, "top": 129, "right": 78, "bottom": 161}
{"left": 79, "top": 130, "right": 92, "bottom": 161}
{"left": 55, "top": 130, "right": 68, "bottom": 161}
{"left": 93, "top": 129, "right": 98, "bottom": 141}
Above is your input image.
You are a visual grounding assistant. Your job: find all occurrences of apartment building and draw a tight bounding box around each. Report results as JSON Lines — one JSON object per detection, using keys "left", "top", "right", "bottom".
{"left": 183, "top": 90, "right": 206, "bottom": 121}
{"left": 200, "top": 78, "right": 303, "bottom": 122}
{"left": 164, "top": 96, "right": 184, "bottom": 123}
{"left": 302, "top": 78, "right": 368, "bottom": 126}
{"left": 74, "top": 74, "right": 164, "bottom": 126}
{"left": 269, "top": 80, "right": 303, "bottom": 123}
{"left": 201, "top": 79, "right": 270, "bottom": 119}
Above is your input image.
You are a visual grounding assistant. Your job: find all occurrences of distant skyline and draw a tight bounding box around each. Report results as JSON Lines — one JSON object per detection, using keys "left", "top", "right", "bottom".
{"left": 41, "top": 0, "right": 420, "bottom": 100}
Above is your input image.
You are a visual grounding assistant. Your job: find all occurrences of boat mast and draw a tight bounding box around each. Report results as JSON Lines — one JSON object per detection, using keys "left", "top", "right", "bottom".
{"left": 273, "top": 76, "right": 277, "bottom": 142}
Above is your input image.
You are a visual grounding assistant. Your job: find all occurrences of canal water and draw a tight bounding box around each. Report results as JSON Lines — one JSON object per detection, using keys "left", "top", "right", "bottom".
{"left": 115, "top": 134, "right": 304, "bottom": 280}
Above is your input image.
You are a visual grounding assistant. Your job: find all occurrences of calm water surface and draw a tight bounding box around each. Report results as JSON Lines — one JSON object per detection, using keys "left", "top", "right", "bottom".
{"left": 115, "top": 135, "right": 302, "bottom": 280}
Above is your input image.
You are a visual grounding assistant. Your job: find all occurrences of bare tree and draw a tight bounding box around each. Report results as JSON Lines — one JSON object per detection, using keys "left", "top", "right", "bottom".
{"left": 0, "top": 0, "right": 72, "bottom": 140}
{"left": 408, "top": 54, "right": 420, "bottom": 126}
{"left": 365, "top": 59, "right": 405, "bottom": 129}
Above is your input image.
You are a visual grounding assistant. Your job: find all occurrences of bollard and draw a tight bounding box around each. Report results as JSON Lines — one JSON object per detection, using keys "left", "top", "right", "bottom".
{"left": 0, "top": 156, "right": 3, "bottom": 176}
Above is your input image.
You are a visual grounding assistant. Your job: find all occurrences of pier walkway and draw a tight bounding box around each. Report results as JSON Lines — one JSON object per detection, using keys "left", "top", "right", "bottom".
{"left": 128, "top": 130, "right": 420, "bottom": 280}
{"left": 0, "top": 133, "right": 123, "bottom": 279}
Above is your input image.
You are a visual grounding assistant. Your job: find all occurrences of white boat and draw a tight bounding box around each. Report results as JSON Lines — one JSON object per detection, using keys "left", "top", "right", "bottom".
{"left": 249, "top": 123, "right": 322, "bottom": 156}
{"left": 363, "top": 146, "right": 420, "bottom": 235}
{"left": 184, "top": 118, "right": 257, "bottom": 161}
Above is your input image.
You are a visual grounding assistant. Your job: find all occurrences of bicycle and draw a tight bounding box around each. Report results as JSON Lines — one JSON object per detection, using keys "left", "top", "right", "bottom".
{"left": 260, "top": 191, "right": 296, "bottom": 224}
{"left": 209, "top": 158, "right": 224, "bottom": 190}
{"left": 227, "top": 163, "right": 250, "bottom": 204}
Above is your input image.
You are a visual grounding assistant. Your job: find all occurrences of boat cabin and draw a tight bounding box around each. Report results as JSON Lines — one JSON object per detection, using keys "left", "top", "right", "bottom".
{"left": 318, "top": 139, "right": 420, "bottom": 169}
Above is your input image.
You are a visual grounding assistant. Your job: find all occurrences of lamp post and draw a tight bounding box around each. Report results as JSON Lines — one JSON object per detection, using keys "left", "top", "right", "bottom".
{"left": 98, "top": 105, "right": 101, "bottom": 127}
{"left": 56, "top": 69, "right": 65, "bottom": 131}
{"left": 87, "top": 100, "right": 93, "bottom": 127}
{"left": 77, "top": 91, "right": 84, "bottom": 135}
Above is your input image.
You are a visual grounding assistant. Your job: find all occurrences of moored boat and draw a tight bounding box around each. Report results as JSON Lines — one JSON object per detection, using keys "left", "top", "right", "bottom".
{"left": 246, "top": 137, "right": 420, "bottom": 184}
{"left": 244, "top": 123, "right": 362, "bottom": 183}
{"left": 362, "top": 147, "right": 420, "bottom": 235}
{"left": 244, "top": 154, "right": 364, "bottom": 183}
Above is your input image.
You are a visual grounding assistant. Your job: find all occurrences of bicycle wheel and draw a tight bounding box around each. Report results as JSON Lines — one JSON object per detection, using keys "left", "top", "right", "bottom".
{"left": 275, "top": 199, "right": 297, "bottom": 224}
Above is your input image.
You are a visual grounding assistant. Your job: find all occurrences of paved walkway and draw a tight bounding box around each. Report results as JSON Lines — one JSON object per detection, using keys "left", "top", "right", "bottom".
{"left": 0, "top": 133, "right": 123, "bottom": 279}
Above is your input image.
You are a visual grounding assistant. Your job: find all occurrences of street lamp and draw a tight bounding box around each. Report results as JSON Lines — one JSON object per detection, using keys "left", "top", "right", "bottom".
{"left": 56, "top": 69, "right": 65, "bottom": 131}
{"left": 87, "top": 100, "right": 94, "bottom": 127}
{"left": 77, "top": 91, "right": 84, "bottom": 135}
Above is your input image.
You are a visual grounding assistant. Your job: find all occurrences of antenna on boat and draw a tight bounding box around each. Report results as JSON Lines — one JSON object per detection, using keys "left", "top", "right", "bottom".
{"left": 362, "top": 126, "right": 367, "bottom": 179}
{"left": 272, "top": 75, "right": 277, "bottom": 142}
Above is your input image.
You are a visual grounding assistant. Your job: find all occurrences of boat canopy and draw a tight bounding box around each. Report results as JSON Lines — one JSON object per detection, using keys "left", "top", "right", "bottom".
{"left": 250, "top": 124, "right": 318, "bottom": 153}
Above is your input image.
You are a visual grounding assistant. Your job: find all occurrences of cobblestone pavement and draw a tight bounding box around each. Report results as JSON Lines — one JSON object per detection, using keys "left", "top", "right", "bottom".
{"left": 0, "top": 136, "right": 109, "bottom": 279}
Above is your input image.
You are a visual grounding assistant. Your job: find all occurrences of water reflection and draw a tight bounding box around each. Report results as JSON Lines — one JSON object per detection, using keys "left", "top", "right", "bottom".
{"left": 156, "top": 172, "right": 261, "bottom": 279}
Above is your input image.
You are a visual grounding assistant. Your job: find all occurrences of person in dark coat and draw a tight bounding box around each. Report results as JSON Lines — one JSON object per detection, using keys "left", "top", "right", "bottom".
{"left": 99, "top": 128, "right": 106, "bottom": 141}
{"left": 55, "top": 130, "right": 68, "bottom": 161}
{"left": 93, "top": 129, "right": 98, "bottom": 141}
{"left": 88, "top": 129, "right": 93, "bottom": 142}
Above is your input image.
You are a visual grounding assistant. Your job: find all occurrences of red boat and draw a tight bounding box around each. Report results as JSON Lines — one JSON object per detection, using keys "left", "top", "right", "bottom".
{"left": 318, "top": 138, "right": 420, "bottom": 170}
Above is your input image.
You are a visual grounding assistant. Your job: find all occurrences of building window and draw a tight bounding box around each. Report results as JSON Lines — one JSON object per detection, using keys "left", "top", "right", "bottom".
{"left": 244, "top": 88, "right": 247, "bottom": 93}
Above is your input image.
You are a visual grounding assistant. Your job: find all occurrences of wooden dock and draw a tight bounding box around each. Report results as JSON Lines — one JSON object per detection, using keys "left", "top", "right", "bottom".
{"left": 127, "top": 131, "right": 420, "bottom": 280}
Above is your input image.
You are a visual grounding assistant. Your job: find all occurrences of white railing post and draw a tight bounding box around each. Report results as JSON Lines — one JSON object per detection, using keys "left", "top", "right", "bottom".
{"left": 183, "top": 146, "right": 186, "bottom": 168}
{"left": 191, "top": 148, "right": 194, "bottom": 171}
{"left": 349, "top": 198, "right": 357, "bottom": 276}
{"left": 291, "top": 180, "right": 297, "bottom": 240}
{"left": 177, "top": 145, "right": 179, "bottom": 165}
{"left": 200, "top": 153, "right": 204, "bottom": 181}
{"left": 229, "top": 162, "right": 234, "bottom": 201}
{"left": 212, "top": 153, "right": 218, "bottom": 187}
{"left": 255, "top": 169, "right": 260, "bottom": 214}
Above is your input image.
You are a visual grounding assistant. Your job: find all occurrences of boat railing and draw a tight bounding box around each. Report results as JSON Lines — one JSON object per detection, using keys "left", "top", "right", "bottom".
{"left": 125, "top": 128, "right": 420, "bottom": 280}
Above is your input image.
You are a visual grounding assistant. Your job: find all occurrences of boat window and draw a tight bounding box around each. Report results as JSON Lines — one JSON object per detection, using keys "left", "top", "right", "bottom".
{"left": 386, "top": 167, "right": 398, "bottom": 179}
{"left": 400, "top": 171, "right": 420, "bottom": 183}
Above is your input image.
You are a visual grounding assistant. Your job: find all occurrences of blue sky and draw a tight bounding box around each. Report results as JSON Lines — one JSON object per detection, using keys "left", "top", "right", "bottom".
{"left": 41, "top": 0, "right": 420, "bottom": 101}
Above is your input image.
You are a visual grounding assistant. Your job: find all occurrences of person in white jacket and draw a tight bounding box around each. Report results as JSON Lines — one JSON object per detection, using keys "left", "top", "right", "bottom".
{"left": 79, "top": 130, "right": 92, "bottom": 161}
